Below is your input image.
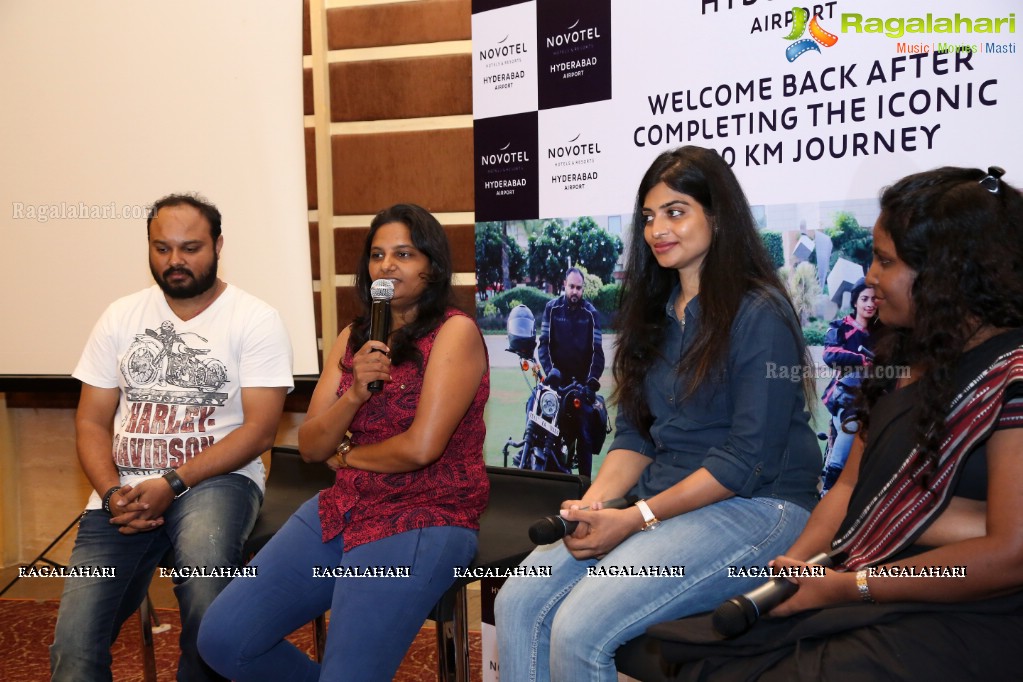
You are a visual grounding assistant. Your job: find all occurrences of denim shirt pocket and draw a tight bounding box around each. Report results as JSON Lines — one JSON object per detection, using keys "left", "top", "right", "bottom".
{"left": 672, "top": 378, "right": 730, "bottom": 429}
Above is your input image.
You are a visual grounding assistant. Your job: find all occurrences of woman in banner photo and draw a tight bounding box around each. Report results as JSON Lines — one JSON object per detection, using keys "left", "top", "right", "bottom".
{"left": 819, "top": 277, "right": 878, "bottom": 495}
{"left": 647, "top": 166, "right": 1023, "bottom": 680}
{"left": 495, "top": 145, "right": 822, "bottom": 681}
{"left": 198, "top": 204, "right": 490, "bottom": 681}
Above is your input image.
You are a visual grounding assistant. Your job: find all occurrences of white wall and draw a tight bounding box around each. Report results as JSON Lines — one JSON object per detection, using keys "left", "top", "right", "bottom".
{"left": 0, "top": 1, "right": 318, "bottom": 375}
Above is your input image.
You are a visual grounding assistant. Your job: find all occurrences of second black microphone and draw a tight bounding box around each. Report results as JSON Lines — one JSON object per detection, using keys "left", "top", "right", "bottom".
{"left": 528, "top": 495, "right": 639, "bottom": 545}
{"left": 711, "top": 550, "right": 835, "bottom": 638}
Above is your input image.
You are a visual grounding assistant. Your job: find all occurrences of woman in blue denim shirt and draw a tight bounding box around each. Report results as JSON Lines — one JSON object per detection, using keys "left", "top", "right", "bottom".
{"left": 495, "top": 146, "right": 821, "bottom": 682}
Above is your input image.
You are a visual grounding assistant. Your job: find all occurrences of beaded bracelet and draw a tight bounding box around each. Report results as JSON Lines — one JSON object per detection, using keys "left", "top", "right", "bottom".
{"left": 101, "top": 485, "right": 121, "bottom": 514}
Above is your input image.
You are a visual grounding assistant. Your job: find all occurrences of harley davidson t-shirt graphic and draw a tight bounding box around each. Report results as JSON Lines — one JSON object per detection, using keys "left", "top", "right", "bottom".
{"left": 114, "top": 319, "right": 228, "bottom": 475}
{"left": 73, "top": 284, "right": 295, "bottom": 509}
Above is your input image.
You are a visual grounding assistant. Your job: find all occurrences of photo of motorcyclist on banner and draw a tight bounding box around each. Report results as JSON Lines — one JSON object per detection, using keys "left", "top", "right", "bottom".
{"left": 503, "top": 268, "right": 611, "bottom": 479}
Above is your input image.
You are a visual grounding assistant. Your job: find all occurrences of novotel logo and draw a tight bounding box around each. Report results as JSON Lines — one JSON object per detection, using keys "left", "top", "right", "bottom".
{"left": 479, "top": 35, "right": 529, "bottom": 60}
{"left": 548, "top": 136, "right": 602, "bottom": 158}
{"left": 546, "top": 20, "right": 602, "bottom": 47}
{"left": 481, "top": 144, "right": 530, "bottom": 165}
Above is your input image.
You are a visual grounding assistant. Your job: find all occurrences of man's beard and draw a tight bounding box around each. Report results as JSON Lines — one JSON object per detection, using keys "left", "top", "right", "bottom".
{"left": 151, "top": 256, "right": 219, "bottom": 300}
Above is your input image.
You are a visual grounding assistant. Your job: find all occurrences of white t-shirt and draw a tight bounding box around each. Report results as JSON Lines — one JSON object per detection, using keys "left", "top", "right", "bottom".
{"left": 73, "top": 284, "right": 294, "bottom": 508}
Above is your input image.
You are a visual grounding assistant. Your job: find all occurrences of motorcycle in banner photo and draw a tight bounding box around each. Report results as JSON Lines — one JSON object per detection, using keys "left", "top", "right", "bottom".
{"left": 502, "top": 305, "right": 609, "bottom": 477}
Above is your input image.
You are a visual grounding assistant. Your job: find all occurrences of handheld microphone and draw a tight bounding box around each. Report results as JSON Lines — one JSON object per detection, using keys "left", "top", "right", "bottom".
{"left": 711, "top": 551, "right": 835, "bottom": 638}
{"left": 528, "top": 495, "right": 639, "bottom": 545}
{"left": 368, "top": 279, "right": 394, "bottom": 393}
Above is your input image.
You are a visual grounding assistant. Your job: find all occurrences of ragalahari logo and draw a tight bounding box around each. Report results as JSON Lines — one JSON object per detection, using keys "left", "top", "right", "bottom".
{"left": 783, "top": 7, "right": 839, "bottom": 61}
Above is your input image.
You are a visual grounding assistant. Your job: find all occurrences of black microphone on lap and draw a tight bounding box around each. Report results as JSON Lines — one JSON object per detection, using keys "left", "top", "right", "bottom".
{"left": 528, "top": 495, "right": 639, "bottom": 545}
{"left": 368, "top": 279, "right": 394, "bottom": 393}
{"left": 712, "top": 551, "right": 836, "bottom": 638}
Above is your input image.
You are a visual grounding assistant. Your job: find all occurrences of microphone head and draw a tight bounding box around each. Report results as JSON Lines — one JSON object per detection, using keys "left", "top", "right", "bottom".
{"left": 370, "top": 279, "right": 394, "bottom": 302}
{"left": 528, "top": 516, "right": 569, "bottom": 545}
{"left": 711, "top": 597, "right": 758, "bottom": 638}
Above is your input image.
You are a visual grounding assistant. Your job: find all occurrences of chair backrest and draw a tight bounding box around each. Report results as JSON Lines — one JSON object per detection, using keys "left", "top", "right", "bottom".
{"left": 475, "top": 466, "right": 589, "bottom": 568}
{"left": 243, "top": 445, "right": 337, "bottom": 556}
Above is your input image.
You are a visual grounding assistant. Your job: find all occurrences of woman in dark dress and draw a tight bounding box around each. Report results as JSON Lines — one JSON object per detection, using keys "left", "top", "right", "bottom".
{"left": 650, "top": 165, "right": 1023, "bottom": 681}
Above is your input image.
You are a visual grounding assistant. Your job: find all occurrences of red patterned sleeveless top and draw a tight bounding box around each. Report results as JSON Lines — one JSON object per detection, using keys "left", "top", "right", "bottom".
{"left": 318, "top": 309, "right": 490, "bottom": 549}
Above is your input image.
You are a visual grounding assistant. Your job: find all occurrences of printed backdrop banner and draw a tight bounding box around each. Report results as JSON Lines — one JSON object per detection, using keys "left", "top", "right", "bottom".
{"left": 473, "top": 0, "right": 1021, "bottom": 220}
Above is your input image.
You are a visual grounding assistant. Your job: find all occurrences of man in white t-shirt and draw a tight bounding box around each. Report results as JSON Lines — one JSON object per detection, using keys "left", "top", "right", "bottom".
{"left": 50, "top": 194, "right": 294, "bottom": 682}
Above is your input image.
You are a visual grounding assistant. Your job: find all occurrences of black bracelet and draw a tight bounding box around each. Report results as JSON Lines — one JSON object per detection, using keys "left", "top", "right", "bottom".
{"left": 101, "top": 486, "right": 121, "bottom": 514}
{"left": 162, "top": 470, "right": 190, "bottom": 498}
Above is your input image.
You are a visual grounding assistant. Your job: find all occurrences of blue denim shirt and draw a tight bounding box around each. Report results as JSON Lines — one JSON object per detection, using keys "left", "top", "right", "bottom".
{"left": 610, "top": 289, "right": 820, "bottom": 512}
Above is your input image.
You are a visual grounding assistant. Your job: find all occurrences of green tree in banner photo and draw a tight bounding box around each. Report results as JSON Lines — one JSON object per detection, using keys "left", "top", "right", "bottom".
{"left": 475, "top": 221, "right": 526, "bottom": 298}
{"left": 570, "top": 216, "right": 623, "bottom": 284}
{"left": 827, "top": 211, "right": 873, "bottom": 271}
{"left": 527, "top": 217, "right": 623, "bottom": 290}
{"left": 527, "top": 219, "right": 568, "bottom": 291}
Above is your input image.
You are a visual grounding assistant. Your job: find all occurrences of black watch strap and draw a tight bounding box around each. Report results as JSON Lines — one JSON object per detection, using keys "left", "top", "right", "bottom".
{"left": 162, "top": 470, "right": 190, "bottom": 498}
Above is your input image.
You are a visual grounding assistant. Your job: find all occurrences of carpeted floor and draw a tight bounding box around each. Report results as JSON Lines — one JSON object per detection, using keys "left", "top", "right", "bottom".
{"left": 0, "top": 598, "right": 482, "bottom": 681}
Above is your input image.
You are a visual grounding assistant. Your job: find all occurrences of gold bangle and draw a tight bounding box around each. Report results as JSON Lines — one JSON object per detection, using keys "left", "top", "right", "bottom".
{"left": 855, "top": 569, "right": 875, "bottom": 603}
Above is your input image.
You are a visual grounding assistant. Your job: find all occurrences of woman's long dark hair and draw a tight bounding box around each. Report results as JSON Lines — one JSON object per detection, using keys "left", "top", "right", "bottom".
{"left": 344, "top": 203, "right": 454, "bottom": 371}
{"left": 612, "top": 146, "right": 809, "bottom": 435}
{"left": 859, "top": 167, "right": 1023, "bottom": 476}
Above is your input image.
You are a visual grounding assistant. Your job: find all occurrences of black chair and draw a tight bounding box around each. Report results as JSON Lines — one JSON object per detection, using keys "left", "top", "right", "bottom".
{"left": 433, "top": 466, "right": 589, "bottom": 682}
{"left": 140, "top": 445, "right": 336, "bottom": 679}
{"left": 616, "top": 634, "right": 683, "bottom": 682}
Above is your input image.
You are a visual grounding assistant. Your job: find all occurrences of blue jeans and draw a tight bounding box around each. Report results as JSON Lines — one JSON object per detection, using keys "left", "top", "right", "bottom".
{"left": 821, "top": 413, "right": 860, "bottom": 494}
{"left": 495, "top": 496, "right": 810, "bottom": 682}
{"left": 50, "top": 473, "right": 262, "bottom": 682}
{"left": 198, "top": 495, "right": 477, "bottom": 681}
{"left": 824, "top": 412, "right": 859, "bottom": 472}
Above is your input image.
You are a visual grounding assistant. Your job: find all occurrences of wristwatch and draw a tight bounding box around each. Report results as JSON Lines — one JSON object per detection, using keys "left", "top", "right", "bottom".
{"left": 162, "top": 470, "right": 191, "bottom": 498}
{"left": 635, "top": 499, "right": 661, "bottom": 531}
{"left": 335, "top": 437, "right": 353, "bottom": 469}
{"left": 855, "top": 569, "right": 875, "bottom": 603}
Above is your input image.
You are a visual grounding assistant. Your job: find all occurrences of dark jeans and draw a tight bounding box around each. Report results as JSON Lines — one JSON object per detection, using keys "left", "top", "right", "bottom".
{"left": 50, "top": 473, "right": 261, "bottom": 682}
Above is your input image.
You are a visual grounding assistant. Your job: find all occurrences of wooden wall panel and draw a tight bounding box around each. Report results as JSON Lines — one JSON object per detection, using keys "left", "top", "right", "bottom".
{"left": 331, "top": 128, "right": 473, "bottom": 216}
{"left": 327, "top": 0, "right": 470, "bottom": 50}
{"left": 313, "top": 290, "right": 322, "bottom": 340}
{"left": 452, "top": 285, "right": 476, "bottom": 317}
{"left": 309, "top": 222, "right": 320, "bottom": 280}
{"left": 447, "top": 224, "right": 475, "bottom": 272}
{"left": 303, "top": 68, "right": 314, "bottom": 116}
{"left": 335, "top": 286, "right": 363, "bottom": 331}
{"left": 305, "top": 127, "right": 318, "bottom": 210}
{"left": 335, "top": 226, "right": 370, "bottom": 273}
{"left": 303, "top": 0, "right": 311, "bottom": 56}
{"left": 329, "top": 55, "right": 471, "bottom": 122}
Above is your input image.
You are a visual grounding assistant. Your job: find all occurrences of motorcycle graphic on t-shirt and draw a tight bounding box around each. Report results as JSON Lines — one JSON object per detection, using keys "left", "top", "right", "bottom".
{"left": 120, "top": 320, "right": 228, "bottom": 406}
